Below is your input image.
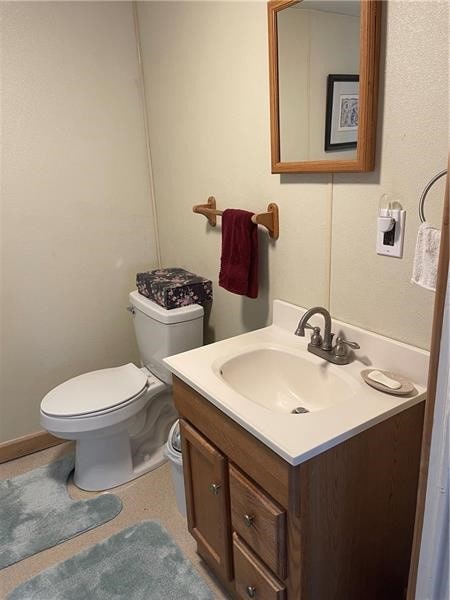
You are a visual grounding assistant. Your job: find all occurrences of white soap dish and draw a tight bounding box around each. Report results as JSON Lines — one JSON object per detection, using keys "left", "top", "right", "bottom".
{"left": 361, "top": 369, "right": 417, "bottom": 396}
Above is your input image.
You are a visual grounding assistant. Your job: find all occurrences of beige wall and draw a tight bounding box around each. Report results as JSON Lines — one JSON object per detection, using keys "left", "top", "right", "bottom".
{"left": 138, "top": 0, "right": 447, "bottom": 348}
{"left": 0, "top": 1, "right": 447, "bottom": 444}
{"left": 137, "top": 0, "right": 332, "bottom": 344}
{"left": 331, "top": 0, "right": 448, "bottom": 344}
{"left": 0, "top": 2, "right": 158, "bottom": 442}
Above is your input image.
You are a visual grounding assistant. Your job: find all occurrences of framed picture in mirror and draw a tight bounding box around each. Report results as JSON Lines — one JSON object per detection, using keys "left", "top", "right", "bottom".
{"left": 325, "top": 74, "right": 359, "bottom": 151}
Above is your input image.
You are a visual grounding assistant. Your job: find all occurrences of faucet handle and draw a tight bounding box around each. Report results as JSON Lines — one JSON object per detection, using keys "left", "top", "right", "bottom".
{"left": 305, "top": 324, "right": 322, "bottom": 347}
{"left": 311, "top": 326, "right": 323, "bottom": 347}
{"left": 333, "top": 337, "right": 360, "bottom": 357}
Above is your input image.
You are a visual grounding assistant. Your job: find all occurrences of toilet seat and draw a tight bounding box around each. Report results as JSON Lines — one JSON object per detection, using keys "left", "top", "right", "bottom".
{"left": 40, "top": 373, "right": 167, "bottom": 437}
{"left": 48, "top": 385, "right": 148, "bottom": 419}
{"left": 41, "top": 363, "right": 148, "bottom": 418}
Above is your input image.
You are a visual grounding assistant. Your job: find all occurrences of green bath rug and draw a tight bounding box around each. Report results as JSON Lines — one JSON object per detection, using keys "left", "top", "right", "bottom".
{"left": 0, "top": 455, "right": 122, "bottom": 569}
{"left": 7, "top": 521, "right": 214, "bottom": 599}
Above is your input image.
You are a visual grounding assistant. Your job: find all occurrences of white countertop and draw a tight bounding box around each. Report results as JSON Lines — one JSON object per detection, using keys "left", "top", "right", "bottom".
{"left": 164, "top": 300, "right": 428, "bottom": 466}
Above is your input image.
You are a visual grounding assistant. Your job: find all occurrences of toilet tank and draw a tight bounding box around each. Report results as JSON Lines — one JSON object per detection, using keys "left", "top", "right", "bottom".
{"left": 129, "top": 290, "right": 204, "bottom": 384}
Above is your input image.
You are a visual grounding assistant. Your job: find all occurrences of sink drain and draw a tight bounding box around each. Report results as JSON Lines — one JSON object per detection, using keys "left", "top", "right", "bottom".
{"left": 291, "top": 406, "right": 309, "bottom": 414}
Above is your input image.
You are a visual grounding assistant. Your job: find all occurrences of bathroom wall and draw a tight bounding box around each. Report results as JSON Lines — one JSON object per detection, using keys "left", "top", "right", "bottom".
{"left": 1, "top": 1, "right": 447, "bottom": 445}
{"left": 331, "top": 0, "right": 448, "bottom": 348}
{"left": 0, "top": 2, "right": 158, "bottom": 442}
{"left": 138, "top": 1, "right": 448, "bottom": 348}
{"left": 137, "top": 0, "right": 332, "bottom": 343}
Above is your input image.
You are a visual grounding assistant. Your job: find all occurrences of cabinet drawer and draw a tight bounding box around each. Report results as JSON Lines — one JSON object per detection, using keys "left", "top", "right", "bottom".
{"left": 233, "top": 533, "right": 286, "bottom": 600}
{"left": 230, "top": 464, "right": 286, "bottom": 579}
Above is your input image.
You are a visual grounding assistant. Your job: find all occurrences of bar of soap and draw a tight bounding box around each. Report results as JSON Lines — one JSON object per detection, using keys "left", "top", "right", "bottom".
{"left": 367, "top": 370, "right": 402, "bottom": 390}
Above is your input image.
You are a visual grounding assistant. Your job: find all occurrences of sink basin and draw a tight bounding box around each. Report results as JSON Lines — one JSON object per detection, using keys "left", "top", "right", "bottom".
{"left": 164, "top": 300, "right": 427, "bottom": 465}
{"left": 216, "top": 346, "right": 358, "bottom": 414}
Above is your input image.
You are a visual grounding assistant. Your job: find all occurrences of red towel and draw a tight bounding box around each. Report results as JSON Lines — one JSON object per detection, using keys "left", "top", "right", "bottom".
{"left": 219, "top": 209, "right": 259, "bottom": 298}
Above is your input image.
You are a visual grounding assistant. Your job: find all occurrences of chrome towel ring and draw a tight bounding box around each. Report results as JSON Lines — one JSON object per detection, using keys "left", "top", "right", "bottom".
{"left": 419, "top": 169, "right": 447, "bottom": 223}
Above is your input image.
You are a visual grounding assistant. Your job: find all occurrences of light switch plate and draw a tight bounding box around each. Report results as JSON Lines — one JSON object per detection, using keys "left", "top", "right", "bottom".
{"left": 376, "top": 209, "right": 406, "bottom": 258}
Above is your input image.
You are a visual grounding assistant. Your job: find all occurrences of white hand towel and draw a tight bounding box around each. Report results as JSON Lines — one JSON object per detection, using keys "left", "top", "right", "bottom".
{"left": 411, "top": 222, "right": 441, "bottom": 292}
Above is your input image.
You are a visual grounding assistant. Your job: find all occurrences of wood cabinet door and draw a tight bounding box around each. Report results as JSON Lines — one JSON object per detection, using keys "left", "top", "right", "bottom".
{"left": 180, "top": 419, "right": 233, "bottom": 581}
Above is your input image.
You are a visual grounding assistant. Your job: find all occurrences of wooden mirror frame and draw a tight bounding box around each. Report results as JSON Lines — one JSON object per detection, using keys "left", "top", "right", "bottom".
{"left": 268, "top": 0, "right": 382, "bottom": 173}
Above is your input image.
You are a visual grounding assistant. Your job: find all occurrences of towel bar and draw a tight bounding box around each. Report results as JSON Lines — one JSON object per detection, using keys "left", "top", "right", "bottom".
{"left": 193, "top": 196, "right": 279, "bottom": 240}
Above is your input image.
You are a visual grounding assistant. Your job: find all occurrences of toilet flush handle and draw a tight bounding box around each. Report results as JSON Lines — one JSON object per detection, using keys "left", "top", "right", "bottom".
{"left": 126, "top": 305, "right": 135, "bottom": 315}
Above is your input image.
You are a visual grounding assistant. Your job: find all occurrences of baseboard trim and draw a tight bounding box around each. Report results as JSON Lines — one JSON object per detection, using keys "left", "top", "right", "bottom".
{"left": 0, "top": 431, "right": 63, "bottom": 464}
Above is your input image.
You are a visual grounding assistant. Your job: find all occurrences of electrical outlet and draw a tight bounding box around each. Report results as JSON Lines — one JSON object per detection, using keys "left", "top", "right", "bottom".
{"left": 376, "top": 208, "right": 406, "bottom": 258}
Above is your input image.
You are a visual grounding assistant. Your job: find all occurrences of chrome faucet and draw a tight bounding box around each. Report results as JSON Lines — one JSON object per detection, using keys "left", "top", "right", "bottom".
{"left": 295, "top": 306, "right": 360, "bottom": 365}
{"left": 295, "top": 306, "right": 333, "bottom": 350}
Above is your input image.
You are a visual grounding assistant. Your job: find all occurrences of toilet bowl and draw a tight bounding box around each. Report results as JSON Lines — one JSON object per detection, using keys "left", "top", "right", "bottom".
{"left": 40, "top": 292, "right": 204, "bottom": 491}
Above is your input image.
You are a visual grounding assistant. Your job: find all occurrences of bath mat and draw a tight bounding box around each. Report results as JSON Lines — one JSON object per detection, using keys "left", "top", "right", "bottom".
{"left": 7, "top": 521, "right": 214, "bottom": 599}
{"left": 0, "top": 454, "right": 122, "bottom": 569}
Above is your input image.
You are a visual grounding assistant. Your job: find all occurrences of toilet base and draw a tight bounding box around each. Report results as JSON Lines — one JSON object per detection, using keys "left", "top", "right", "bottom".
{"left": 42, "top": 378, "right": 177, "bottom": 492}
{"left": 74, "top": 432, "right": 168, "bottom": 491}
{"left": 72, "top": 388, "right": 177, "bottom": 492}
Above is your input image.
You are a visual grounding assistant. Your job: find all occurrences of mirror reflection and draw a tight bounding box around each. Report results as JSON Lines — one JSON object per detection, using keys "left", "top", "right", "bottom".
{"left": 278, "top": 0, "right": 360, "bottom": 162}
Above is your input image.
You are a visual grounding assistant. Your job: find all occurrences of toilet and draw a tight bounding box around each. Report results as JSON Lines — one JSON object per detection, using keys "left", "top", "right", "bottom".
{"left": 40, "top": 290, "right": 204, "bottom": 491}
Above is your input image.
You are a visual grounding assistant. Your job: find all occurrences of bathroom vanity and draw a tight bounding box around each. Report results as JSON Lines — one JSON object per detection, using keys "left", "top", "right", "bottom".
{"left": 165, "top": 301, "right": 428, "bottom": 599}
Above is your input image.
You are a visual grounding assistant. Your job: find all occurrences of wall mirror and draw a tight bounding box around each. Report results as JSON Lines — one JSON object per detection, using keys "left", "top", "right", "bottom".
{"left": 268, "top": 0, "right": 381, "bottom": 173}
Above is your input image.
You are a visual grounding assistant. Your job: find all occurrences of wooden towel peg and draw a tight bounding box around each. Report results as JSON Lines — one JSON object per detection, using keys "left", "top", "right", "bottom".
{"left": 251, "top": 203, "right": 279, "bottom": 240}
{"left": 192, "top": 196, "right": 220, "bottom": 227}
{"left": 192, "top": 196, "right": 279, "bottom": 240}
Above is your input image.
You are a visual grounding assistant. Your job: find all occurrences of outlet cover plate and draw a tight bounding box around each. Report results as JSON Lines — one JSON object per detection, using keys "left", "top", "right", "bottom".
{"left": 376, "top": 209, "right": 406, "bottom": 258}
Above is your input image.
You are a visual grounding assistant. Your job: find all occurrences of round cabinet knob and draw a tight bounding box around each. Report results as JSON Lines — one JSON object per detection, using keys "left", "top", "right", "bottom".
{"left": 246, "top": 585, "right": 256, "bottom": 598}
{"left": 209, "top": 483, "right": 221, "bottom": 496}
{"left": 244, "top": 514, "right": 255, "bottom": 528}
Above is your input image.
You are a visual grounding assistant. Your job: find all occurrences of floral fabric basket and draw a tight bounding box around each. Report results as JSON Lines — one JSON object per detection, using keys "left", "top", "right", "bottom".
{"left": 136, "top": 267, "right": 213, "bottom": 310}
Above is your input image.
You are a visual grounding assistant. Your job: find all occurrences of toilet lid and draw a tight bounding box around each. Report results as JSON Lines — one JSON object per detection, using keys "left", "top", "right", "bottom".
{"left": 41, "top": 363, "right": 148, "bottom": 417}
